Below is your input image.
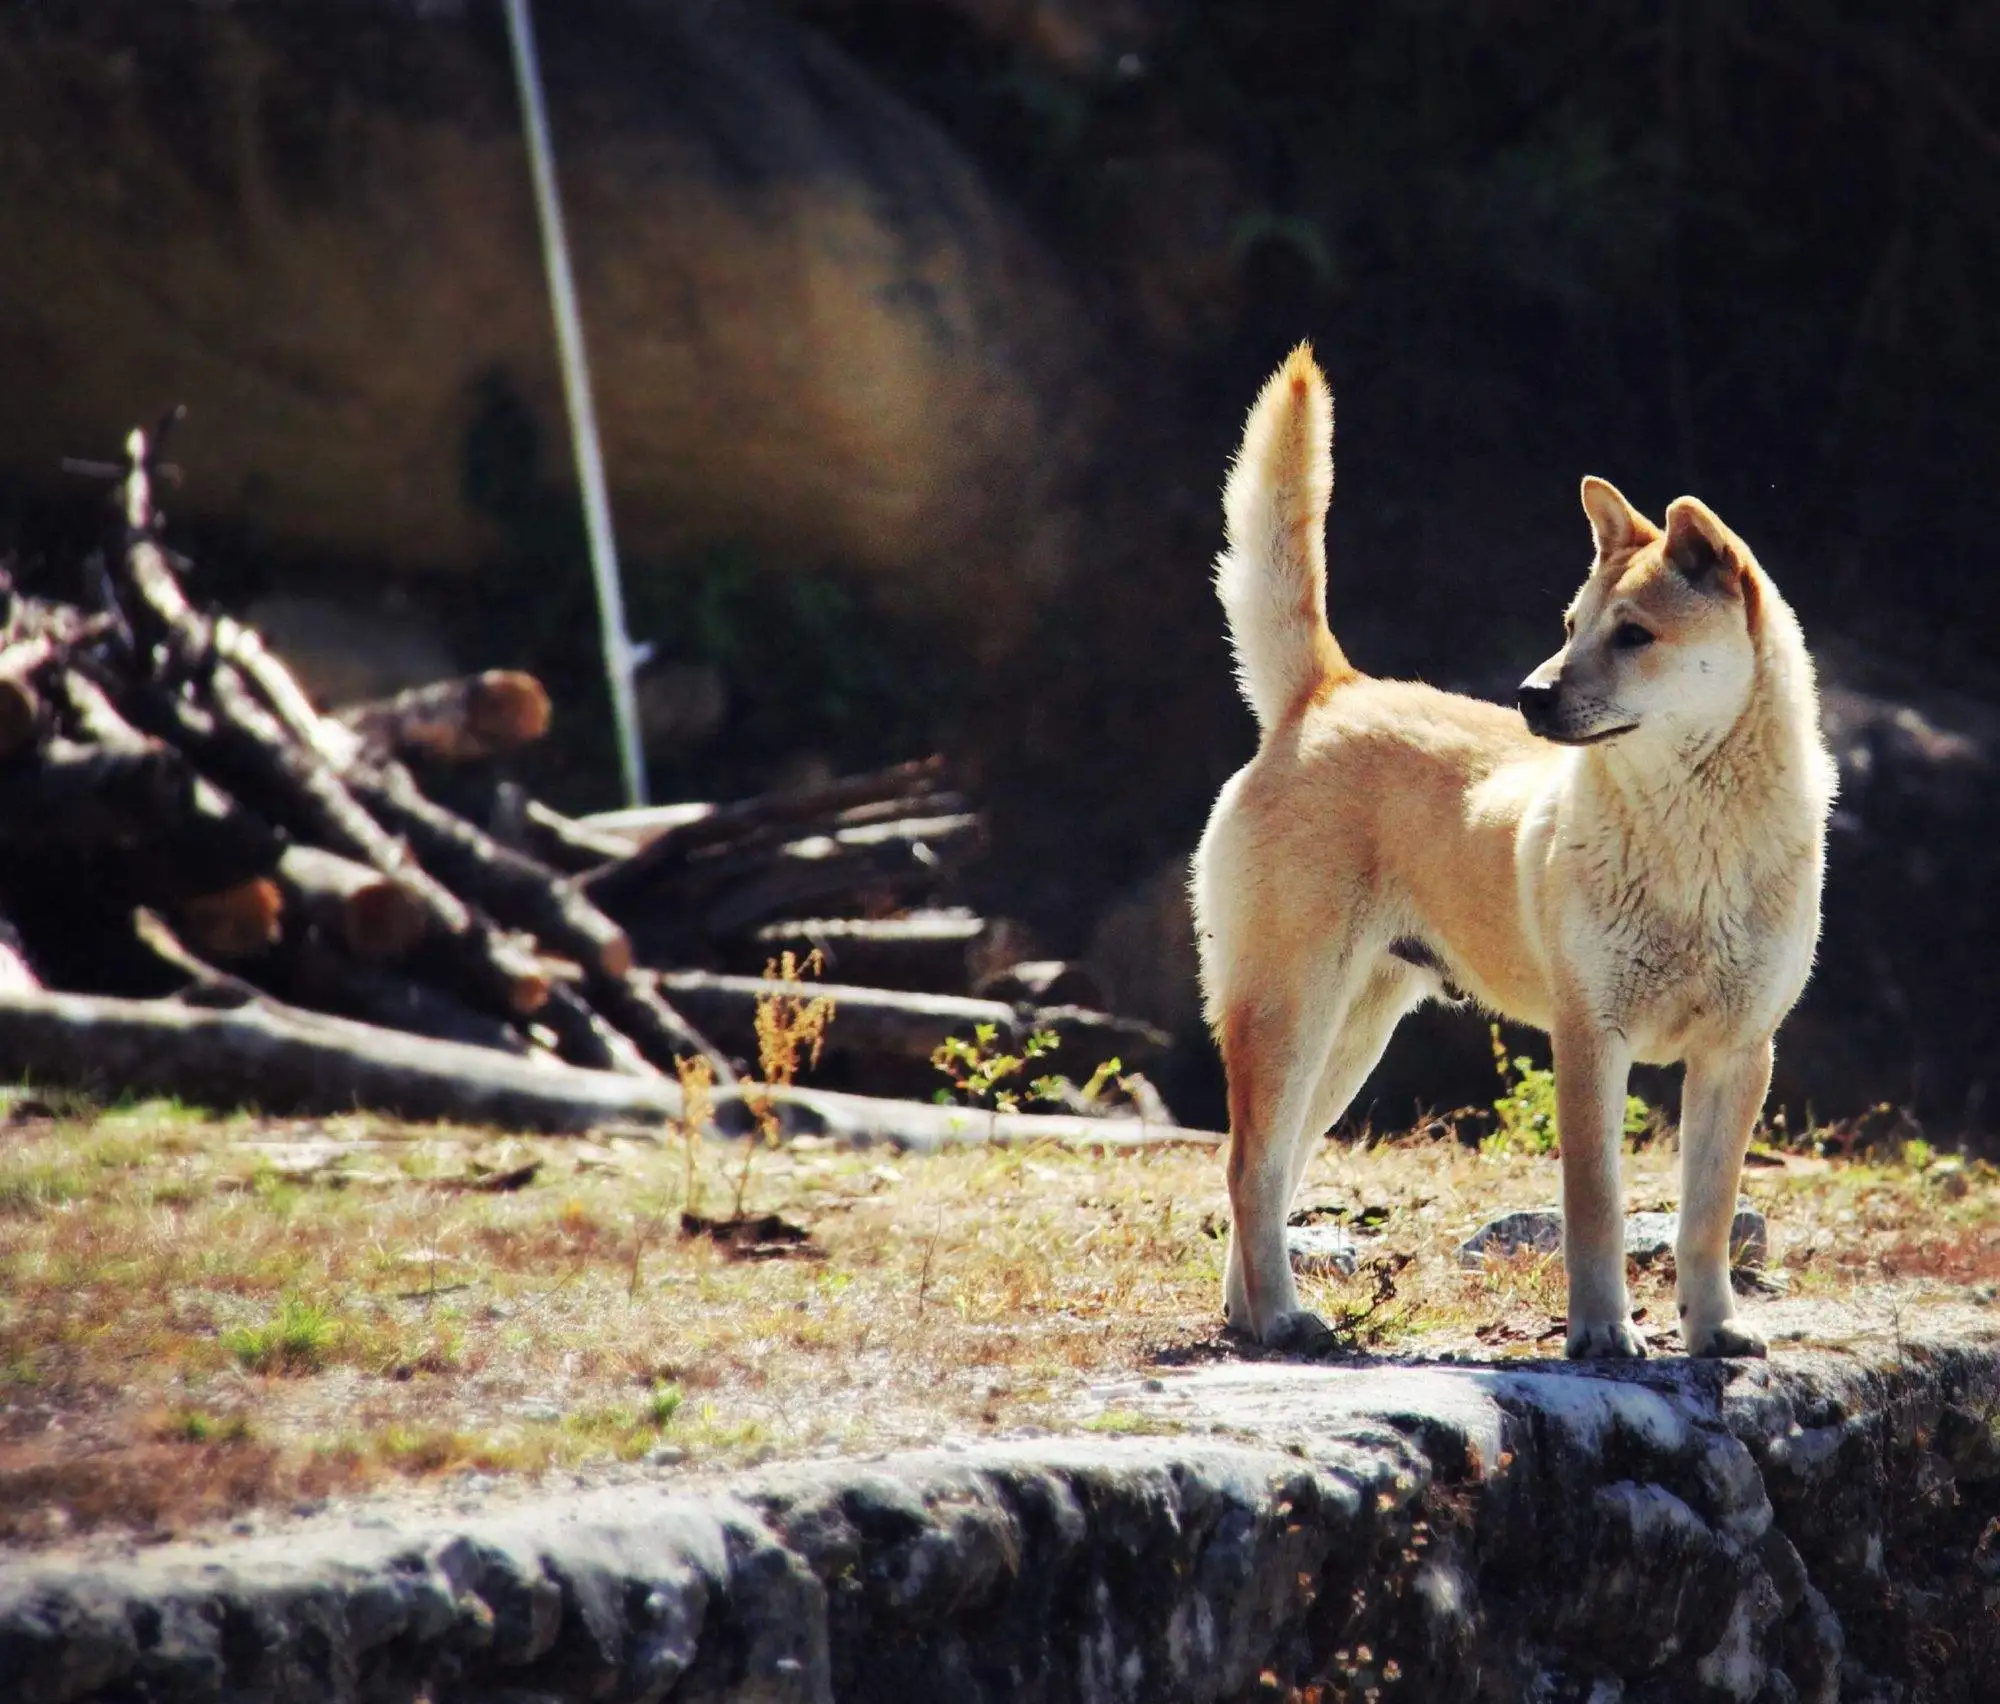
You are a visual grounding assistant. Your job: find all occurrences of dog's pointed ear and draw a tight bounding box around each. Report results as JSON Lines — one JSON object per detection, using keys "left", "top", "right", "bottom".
{"left": 1663, "top": 497, "right": 1743, "bottom": 592}
{"left": 1580, "top": 477, "right": 1659, "bottom": 559}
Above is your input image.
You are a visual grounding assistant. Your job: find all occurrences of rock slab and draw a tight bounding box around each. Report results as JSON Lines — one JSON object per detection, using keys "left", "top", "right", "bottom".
{"left": 3, "top": 1340, "right": 1997, "bottom": 1702}
{"left": 1458, "top": 1198, "right": 1769, "bottom": 1270}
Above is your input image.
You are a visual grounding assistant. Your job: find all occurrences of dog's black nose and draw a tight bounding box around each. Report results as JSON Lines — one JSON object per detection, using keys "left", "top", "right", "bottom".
{"left": 1517, "top": 679, "right": 1560, "bottom": 730}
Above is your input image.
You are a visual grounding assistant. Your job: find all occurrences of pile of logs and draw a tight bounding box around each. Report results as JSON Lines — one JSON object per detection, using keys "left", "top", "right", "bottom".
{"left": 0, "top": 422, "right": 1170, "bottom": 1135}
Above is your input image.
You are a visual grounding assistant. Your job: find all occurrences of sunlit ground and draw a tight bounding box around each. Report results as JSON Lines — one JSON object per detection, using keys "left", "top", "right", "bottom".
{"left": 1, "top": 1089, "right": 1993, "bottom": 1546}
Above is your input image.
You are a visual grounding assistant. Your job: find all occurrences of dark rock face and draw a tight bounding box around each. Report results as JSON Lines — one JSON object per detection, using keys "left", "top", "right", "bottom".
{"left": 1797, "top": 683, "right": 2000, "bottom": 1134}
{"left": 0, "top": 1, "right": 1097, "bottom": 637}
{"left": 5, "top": 1340, "right": 1995, "bottom": 1701}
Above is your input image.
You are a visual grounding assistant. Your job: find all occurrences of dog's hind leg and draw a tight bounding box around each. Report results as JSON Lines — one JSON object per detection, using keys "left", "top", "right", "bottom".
{"left": 1281, "top": 960, "right": 1428, "bottom": 1209}
{"left": 1676, "top": 1037, "right": 1774, "bottom": 1358}
{"left": 1223, "top": 957, "right": 1417, "bottom": 1350}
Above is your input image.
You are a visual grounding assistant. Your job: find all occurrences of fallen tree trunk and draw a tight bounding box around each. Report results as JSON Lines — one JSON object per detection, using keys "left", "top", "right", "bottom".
{"left": 0, "top": 987, "right": 679, "bottom": 1132}
{"left": 0, "top": 988, "right": 1208, "bottom": 1145}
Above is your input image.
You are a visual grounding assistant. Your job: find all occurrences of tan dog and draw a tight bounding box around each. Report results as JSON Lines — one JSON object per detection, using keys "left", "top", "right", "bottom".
{"left": 1192, "top": 345, "right": 1837, "bottom": 1359}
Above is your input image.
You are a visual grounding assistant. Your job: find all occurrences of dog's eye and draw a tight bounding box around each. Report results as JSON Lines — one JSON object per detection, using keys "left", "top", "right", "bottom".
{"left": 1611, "top": 622, "right": 1656, "bottom": 650}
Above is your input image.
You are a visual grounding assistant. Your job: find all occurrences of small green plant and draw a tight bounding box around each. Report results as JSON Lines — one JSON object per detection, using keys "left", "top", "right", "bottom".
{"left": 1484, "top": 1025, "right": 1650, "bottom": 1156}
{"left": 645, "top": 1380, "right": 683, "bottom": 1428}
{"left": 223, "top": 1297, "right": 338, "bottom": 1375}
{"left": 163, "top": 1408, "right": 252, "bottom": 1445}
{"left": 1082, "top": 1409, "right": 1186, "bottom": 1437}
{"left": 931, "top": 1023, "right": 1063, "bottom": 1113}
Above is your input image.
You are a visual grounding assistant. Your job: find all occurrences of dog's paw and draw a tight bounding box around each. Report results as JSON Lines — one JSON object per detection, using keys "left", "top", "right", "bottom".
{"left": 1262, "top": 1309, "right": 1339, "bottom": 1356}
{"left": 1685, "top": 1318, "right": 1768, "bottom": 1359}
{"left": 1566, "top": 1317, "right": 1648, "bottom": 1360}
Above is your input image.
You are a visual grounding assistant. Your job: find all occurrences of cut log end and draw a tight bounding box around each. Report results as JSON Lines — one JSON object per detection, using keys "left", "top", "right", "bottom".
{"left": 597, "top": 929, "right": 634, "bottom": 980}
{"left": 172, "top": 878, "right": 284, "bottom": 961}
{"left": 466, "top": 670, "right": 552, "bottom": 751}
{"left": 344, "top": 879, "right": 431, "bottom": 961}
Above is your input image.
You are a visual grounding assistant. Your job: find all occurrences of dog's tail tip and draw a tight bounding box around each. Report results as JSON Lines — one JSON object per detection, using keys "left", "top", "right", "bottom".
{"left": 1279, "top": 338, "right": 1323, "bottom": 399}
{"left": 1217, "top": 344, "right": 1346, "bottom": 732}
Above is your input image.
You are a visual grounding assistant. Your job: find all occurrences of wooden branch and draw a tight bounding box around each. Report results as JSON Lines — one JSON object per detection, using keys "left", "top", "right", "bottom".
{"left": 281, "top": 939, "right": 535, "bottom": 1057}
{"left": 563, "top": 801, "right": 722, "bottom": 849}
{"left": 695, "top": 825, "right": 976, "bottom": 941}
{"left": 652, "top": 970, "right": 1170, "bottom": 1074}
{"left": 276, "top": 845, "right": 428, "bottom": 961}
{"left": 603, "top": 816, "right": 979, "bottom": 963}
{"left": 333, "top": 670, "right": 552, "bottom": 763}
{"left": 47, "top": 672, "right": 287, "bottom": 895}
{"left": 731, "top": 910, "right": 987, "bottom": 992}
{"left": 352, "top": 760, "right": 632, "bottom": 977}
{"left": 0, "top": 914, "right": 40, "bottom": 994}
{"left": 587, "top": 970, "right": 738, "bottom": 1084}
{"left": 533, "top": 982, "right": 663, "bottom": 1078}
{"left": 131, "top": 907, "right": 263, "bottom": 1006}
{"left": 209, "top": 614, "right": 339, "bottom": 753}
{"left": 0, "top": 633, "right": 56, "bottom": 759}
{"left": 488, "top": 783, "right": 634, "bottom": 873}
{"left": 0, "top": 737, "right": 188, "bottom": 850}
{"left": 0, "top": 987, "right": 681, "bottom": 1132}
{"left": 577, "top": 756, "right": 948, "bottom": 909}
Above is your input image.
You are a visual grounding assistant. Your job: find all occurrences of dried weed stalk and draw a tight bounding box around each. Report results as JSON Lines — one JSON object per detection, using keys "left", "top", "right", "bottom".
{"left": 735, "top": 950, "right": 835, "bottom": 1218}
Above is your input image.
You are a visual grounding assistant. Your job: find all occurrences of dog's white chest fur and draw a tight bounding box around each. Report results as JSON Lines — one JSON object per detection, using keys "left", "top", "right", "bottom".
{"left": 1526, "top": 743, "right": 1829, "bottom": 1064}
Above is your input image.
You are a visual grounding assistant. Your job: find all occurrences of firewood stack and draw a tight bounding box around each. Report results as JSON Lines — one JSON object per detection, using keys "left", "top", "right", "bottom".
{"left": 0, "top": 421, "right": 1169, "bottom": 1131}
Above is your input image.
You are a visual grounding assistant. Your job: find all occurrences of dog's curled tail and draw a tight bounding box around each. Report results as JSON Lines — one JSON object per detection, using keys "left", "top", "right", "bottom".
{"left": 1215, "top": 342, "right": 1354, "bottom": 732}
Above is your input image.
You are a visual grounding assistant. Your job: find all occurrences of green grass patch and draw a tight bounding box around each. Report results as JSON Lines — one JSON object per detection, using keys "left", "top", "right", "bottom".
{"left": 163, "top": 1408, "right": 253, "bottom": 1445}
{"left": 223, "top": 1298, "right": 339, "bottom": 1375}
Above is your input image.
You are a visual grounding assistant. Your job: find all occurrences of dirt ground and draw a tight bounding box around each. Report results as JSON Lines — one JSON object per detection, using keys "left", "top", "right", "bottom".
{"left": 1, "top": 1088, "right": 1995, "bottom": 1548}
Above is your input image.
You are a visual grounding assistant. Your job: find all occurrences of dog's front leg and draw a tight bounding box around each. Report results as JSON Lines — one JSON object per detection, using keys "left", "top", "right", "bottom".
{"left": 1553, "top": 1019, "right": 1645, "bottom": 1359}
{"left": 1676, "top": 1037, "right": 1773, "bottom": 1358}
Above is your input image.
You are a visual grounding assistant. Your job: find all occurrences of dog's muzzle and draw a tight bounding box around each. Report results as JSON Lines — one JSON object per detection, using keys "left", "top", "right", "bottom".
{"left": 1517, "top": 678, "right": 1561, "bottom": 735}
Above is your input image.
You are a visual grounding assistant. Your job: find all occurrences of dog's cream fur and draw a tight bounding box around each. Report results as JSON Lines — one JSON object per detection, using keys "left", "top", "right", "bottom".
{"left": 1193, "top": 345, "right": 1837, "bottom": 1359}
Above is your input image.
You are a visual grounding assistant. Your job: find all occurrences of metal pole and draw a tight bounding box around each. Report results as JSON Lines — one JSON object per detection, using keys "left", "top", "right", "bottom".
{"left": 501, "top": 0, "right": 648, "bottom": 806}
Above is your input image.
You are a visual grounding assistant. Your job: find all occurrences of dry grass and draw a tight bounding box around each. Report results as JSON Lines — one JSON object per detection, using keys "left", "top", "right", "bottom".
{"left": 0, "top": 1088, "right": 1993, "bottom": 1546}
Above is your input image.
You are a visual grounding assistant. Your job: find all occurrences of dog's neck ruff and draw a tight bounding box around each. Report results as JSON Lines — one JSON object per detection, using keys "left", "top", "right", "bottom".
{"left": 1584, "top": 587, "right": 1833, "bottom": 877}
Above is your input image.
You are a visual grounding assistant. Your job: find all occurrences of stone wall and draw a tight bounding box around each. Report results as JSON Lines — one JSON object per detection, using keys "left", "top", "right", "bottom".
{"left": 7, "top": 1338, "right": 1995, "bottom": 1701}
